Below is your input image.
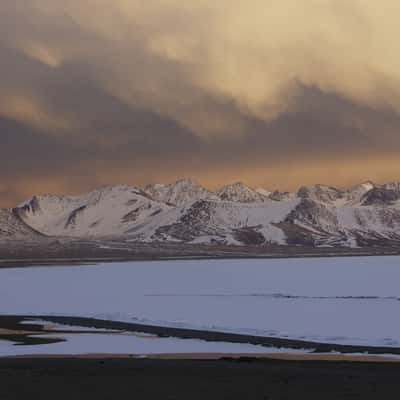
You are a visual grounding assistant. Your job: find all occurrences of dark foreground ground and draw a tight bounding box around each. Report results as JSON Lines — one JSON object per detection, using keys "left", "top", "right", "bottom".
{"left": 2, "top": 315, "right": 400, "bottom": 399}
{"left": 1, "top": 357, "right": 399, "bottom": 400}
{"left": 1, "top": 238, "right": 400, "bottom": 268}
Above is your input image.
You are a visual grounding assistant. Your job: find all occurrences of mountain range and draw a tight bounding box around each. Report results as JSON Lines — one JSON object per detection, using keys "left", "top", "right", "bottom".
{"left": 2, "top": 178, "right": 400, "bottom": 248}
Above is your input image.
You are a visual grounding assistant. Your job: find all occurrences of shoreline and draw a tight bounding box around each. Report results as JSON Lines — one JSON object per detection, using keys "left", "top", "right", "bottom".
{"left": 1, "top": 240, "right": 400, "bottom": 269}
{"left": 2, "top": 315, "right": 400, "bottom": 358}
{"left": 3, "top": 352, "right": 400, "bottom": 363}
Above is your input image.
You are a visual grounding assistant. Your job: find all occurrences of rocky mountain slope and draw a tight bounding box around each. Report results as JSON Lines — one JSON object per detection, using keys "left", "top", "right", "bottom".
{"left": 4, "top": 179, "right": 400, "bottom": 247}
{"left": 216, "top": 182, "right": 270, "bottom": 203}
{"left": 0, "top": 209, "right": 44, "bottom": 239}
{"left": 145, "top": 178, "right": 218, "bottom": 206}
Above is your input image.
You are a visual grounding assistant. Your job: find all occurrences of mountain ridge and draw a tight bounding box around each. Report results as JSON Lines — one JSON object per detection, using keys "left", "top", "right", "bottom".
{"left": 4, "top": 178, "right": 400, "bottom": 248}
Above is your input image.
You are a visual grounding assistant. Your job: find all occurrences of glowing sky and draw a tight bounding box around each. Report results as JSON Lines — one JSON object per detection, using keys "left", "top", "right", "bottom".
{"left": 1, "top": 1, "right": 400, "bottom": 206}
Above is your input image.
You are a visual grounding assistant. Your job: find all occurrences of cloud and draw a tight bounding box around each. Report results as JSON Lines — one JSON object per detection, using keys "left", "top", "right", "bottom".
{"left": 1, "top": 1, "right": 400, "bottom": 206}
{"left": 0, "top": 94, "right": 71, "bottom": 133}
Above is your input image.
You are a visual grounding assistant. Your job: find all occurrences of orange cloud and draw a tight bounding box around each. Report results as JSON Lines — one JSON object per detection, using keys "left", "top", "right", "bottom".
{"left": 0, "top": 95, "right": 70, "bottom": 133}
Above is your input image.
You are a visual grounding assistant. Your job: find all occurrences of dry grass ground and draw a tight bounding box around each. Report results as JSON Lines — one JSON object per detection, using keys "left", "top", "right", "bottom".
{"left": 1, "top": 357, "right": 399, "bottom": 399}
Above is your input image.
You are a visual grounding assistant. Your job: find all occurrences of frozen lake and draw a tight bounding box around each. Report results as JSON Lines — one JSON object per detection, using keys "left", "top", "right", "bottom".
{"left": 1, "top": 256, "right": 400, "bottom": 348}
{"left": 0, "top": 331, "right": 286, "bottom": 357}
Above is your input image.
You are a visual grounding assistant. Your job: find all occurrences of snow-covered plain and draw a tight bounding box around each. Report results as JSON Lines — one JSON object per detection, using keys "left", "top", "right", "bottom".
{"left": 0, "top": 333, "right": 289, "bottom": 357}
{"left": 1, "top": 257, "right": 400, "bottom": 349}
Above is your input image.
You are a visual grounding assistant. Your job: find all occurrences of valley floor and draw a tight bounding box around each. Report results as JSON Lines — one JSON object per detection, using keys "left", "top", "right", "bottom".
{"left": 1, "top": 238, "right": 400, "bottom": 267}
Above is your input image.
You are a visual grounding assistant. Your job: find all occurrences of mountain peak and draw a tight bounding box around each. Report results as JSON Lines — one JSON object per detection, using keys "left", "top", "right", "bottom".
{"left": 346, "top": 181, "right": 375, "bottom": 204}
{"left": 297, "top": 185, "right": 343, "bottom": 204}
{"left": 217, "top": 182, "right": 268, "bottom": 203}
{"left": 255, "top": 188, "right": 272, "bottom": 197}
{"left": 145, "top": 178, "right": 214, "bottom": 206}
{"left": 174, "top": 177, "right": 195, "bottom": 185}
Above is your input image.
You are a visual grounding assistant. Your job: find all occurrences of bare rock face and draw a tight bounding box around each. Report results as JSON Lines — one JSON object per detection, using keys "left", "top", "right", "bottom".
{"left": 0, "top": 209, "right": 43, "bottom": 239}
{"left": 274, "top": 222, "right": 321, "bottom": 246}
{"left": 346, "top": 181, "right": 375, "bottom": 203}
{"left": 145, "top": 178, "right": 216, "bottom": 207}
{"left": 154, "top": 200, "right": 217, "bottom": 242}
{"left": 232, "top": 227, "right": 266, "bottom": 246}
{"left": 65, "top": 206, "right": 87, "bottom": 228}
{"left": 285, "top": 198, "right": 339, "bottom": 232}
{"left": 298, "top": 185, "right": 344, "bottom": 204}
{"left": 269, "top": 191, "right": 292, "bottom": 201}
{"left": 361, "top": 187, "right": 400, "bottom": 206}
{"left": 217, "top": 182, "right": 269, "bottom": 203}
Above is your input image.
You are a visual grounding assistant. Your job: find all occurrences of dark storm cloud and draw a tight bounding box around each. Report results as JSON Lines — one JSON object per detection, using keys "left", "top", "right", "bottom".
{"left": 1, "top": 1, "right": 400, "bottom": 205}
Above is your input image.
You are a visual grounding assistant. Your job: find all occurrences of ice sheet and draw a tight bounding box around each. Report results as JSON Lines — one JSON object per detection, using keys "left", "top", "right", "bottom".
{"left": 1, "top": 256, "right": 400, "bottom": 347}
{"left": 0, "top": 333, "right": 298, "bottom": 357}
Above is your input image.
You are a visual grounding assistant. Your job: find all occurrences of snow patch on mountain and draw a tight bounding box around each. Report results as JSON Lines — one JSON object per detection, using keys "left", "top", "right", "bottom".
{"left": 255, "top": 188, "right": 272, "bottom": 197}
{"left": 15, "top": 185, "right": 171, "bottom": 237}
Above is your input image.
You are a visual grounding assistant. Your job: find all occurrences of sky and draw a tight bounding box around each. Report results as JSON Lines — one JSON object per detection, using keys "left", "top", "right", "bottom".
{"left": 1, "top": 1, "right": 400, "bottom": 206}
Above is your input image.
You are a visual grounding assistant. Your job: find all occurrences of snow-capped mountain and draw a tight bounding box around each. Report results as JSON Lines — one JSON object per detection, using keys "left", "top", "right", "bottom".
{"left": 14, "top": 185, "right": 172, "bottom": 237}
{"left": 149, "top": 198, "right": 297, "bottom": 245}
{"left": 217, "top": 182, "right": 270, "bottom": 203}
{"left": 144, "top": 178, "right": 217, "bottom": 206}
{"left": 5, "top": 178, "right": 400, "bottom": 247}
{"left": 281, "top": 182, "right": 400, "bottom": 247}
{"left": 255, "top": 188, "right": 272, "bottom": 197}
{"left": 346, "top": 181, "right": 375, "bottom": 204}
